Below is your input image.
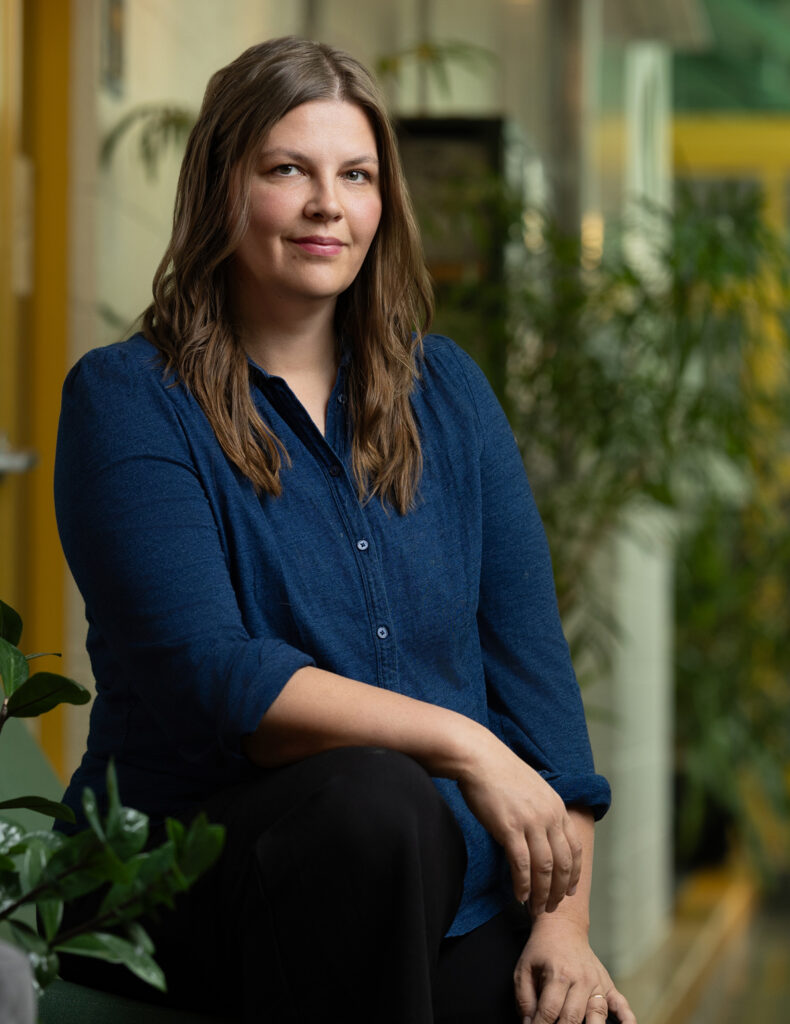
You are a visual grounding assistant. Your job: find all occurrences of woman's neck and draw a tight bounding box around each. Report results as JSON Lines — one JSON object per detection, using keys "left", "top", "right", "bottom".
{"left": 241, "top": 304, "right": 339, "bottom": 436}
{"left": 241, "top": 296, "right": 335, "bottom": 367}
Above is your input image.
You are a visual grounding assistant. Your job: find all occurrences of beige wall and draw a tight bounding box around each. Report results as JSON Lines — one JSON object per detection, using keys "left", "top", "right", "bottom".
{"left": 94, "top": 0, "right": 292, "bottom": 348}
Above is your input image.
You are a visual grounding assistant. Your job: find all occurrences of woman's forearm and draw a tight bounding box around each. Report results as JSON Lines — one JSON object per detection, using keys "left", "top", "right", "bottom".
{"left": 241, "top": 664, "right": 488, "bottom": 779}
{"left": 242, "top": 665, "right": 585, "bottom": 914}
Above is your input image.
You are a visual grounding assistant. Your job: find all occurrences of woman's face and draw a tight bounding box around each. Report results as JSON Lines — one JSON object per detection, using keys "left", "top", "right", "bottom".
{"left": 231, "top": 99, "right": 382, "bottom": 321}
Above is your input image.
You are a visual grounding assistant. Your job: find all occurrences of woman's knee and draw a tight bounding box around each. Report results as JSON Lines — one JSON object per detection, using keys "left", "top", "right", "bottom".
{"left": 307, "top": 746, "right": 459, "bottom": 848}
{"left": 250, "top": 746, "right": 465, "bottom": 880}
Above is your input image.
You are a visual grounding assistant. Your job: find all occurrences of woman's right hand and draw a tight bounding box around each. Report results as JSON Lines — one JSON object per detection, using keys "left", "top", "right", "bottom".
{"left": 456, "top": 734, "right": 583, "bottom": 915}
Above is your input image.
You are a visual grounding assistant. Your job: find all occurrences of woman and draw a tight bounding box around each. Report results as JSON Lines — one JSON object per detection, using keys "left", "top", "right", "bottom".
{"left": 55, "top": 36, "right": 635, "bottom": 1024}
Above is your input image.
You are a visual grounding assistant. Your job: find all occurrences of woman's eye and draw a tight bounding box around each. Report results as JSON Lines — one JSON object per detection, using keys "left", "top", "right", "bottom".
{"left": 345, "top": 169, "right": 370, "bottom": 183}
{"left": 272, "top": 164, "right": 299, "bottom": 176}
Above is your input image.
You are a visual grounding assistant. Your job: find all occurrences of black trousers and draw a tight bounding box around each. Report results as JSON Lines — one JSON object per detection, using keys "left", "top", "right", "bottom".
{"left": 60, "top": 747, "right": 533, "bottom": 1022}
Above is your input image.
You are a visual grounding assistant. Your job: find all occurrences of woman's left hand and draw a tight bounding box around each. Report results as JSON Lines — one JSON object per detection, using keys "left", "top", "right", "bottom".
{"left": 513, "top": 914, "right": 637, "bottom": 1024}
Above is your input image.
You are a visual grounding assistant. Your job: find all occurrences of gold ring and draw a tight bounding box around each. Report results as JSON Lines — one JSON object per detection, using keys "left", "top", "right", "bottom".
{"left": 589, "top": 994, "right": 606, "bottom": 1001}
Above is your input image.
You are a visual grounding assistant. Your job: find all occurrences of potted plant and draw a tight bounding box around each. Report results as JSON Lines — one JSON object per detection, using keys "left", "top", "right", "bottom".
{"left": 0, "top": 598, "right": 225, "bottom": 1003}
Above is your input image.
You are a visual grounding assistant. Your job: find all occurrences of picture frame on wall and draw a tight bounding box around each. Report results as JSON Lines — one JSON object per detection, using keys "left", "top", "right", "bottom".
{"left": 396, "top": 117, "right": 505, "bottom": 285}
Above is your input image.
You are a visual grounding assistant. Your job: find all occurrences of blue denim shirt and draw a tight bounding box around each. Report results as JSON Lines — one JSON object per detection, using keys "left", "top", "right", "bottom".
{"left": 55, "top": 332, "right": 610, "bottom": 935}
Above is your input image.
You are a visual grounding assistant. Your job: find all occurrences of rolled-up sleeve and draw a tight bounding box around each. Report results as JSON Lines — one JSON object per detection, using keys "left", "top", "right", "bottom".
{"left": 450, "top": 345, "right": 611, "bottom": 819}
{"left": 55, "top": 346, "right": 314, "bottom": 765}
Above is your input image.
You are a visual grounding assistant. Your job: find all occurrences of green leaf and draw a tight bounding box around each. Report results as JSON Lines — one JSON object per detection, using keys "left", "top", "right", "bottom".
{"left": 125, "top": 921, "right": 155, "bottom": 955}
{"left": 81, "top": 788, "right": 106, "bottom": 842}
{"left": 0, "top": 796, "right": 76, "bottom": 823}
{"left": 98, "top": 843, "right": 174, "bottom": 918}
{"left": 178, "top": 814, "right": 225, "bottom": 883}
{"left": 165, "top": 817, "right": 184, "bottom": 845}
{"left": 105, "top": 806, "right": 149, "bottom": 861}
{"left": 0, "top": 600, "right": 22, "bottom": 646}
{"left": 101, "top": 762, "right": 149, "bottom": 860}
{"left": 38, "top": 896, "right": 64, "bottom": 942}
{"left": 54, "top": 931, "right": 166, "bottom": 991}
{"left": 36, "top": 830, "right": 118, "bottom": 903}
{"left": 20, "top": 838, "right": 50, "bottom": 892}
{"left": 0, "top": 875, "right": 21, "bottom": 914}
{"left": 6, "top": 672, "right": 90, "bottom": 717}
{"left": 0, "top": 819, "right": 25, "bottom": 855}
{"left": 104, "top": 760, "right": 122, "bottom": 835}
{"left": 117, "top": 942, "right": 167, "bottom": 991}
{"left": 6, "top": 832, "right": 65, "bottom": 906}
{"left": 0, "top": 637, "right": 29, "bottom": 697}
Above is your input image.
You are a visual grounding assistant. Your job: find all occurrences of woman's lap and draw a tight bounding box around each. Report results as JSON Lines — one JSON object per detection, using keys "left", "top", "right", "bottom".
{"left": 58, "top": 748, "right": 473, "bottom": 1020}
{"left": 59, "top": 747, "right": 617, "bottom": 1023}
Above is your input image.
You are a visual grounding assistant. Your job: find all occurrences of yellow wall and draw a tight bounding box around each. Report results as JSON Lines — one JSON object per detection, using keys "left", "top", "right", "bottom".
{"left": 18, "top": 0, "right": 72, "bottom": 777}
{"left": 0, "top": 0, "right": 22, "bottom": 610}
{"left": 674, "top": 115, "right": 790, "bottom": 225}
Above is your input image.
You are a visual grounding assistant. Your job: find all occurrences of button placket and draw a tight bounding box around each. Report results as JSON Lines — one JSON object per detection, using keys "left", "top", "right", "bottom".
{"left": 325, "top": 459, "right": 398, "bottom": 688}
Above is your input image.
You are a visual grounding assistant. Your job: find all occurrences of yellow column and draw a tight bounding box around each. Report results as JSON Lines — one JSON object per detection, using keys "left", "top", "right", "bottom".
{"left": 20, "top": 0, "right": 72, "bottom": 778}
{"left": 0, "top": 0, "right": 23, "bottom": 609}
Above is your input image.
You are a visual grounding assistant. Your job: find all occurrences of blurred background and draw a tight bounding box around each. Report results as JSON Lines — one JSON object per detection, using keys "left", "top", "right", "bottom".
{"left": 1, "top": 2, "right": 789, "bottom": 1021}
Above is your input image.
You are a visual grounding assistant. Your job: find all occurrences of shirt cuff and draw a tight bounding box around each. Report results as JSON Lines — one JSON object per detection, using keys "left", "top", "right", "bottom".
{"left": 220, "top": 641, "right": 317, "bottom": 759}
{"left": 540, "top": 771, "right": 612, "bottom": 820}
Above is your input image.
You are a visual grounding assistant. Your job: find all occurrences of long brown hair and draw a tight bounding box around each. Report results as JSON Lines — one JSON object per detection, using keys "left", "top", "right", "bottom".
{"left": 142, "top": 36, "right": 433, "bottom": 513}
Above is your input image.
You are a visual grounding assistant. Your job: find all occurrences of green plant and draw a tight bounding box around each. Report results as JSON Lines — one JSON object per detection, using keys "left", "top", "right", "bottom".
{"left": 674, "top": 494, "right": 790, "bottom": 876}
{"left": 374, "top": 39, "right": 496, "bottom": 101}
{"left": 100, "top": 103, "right": 195, "bottom": 179}
{"left": 419, "top": 175, "right": 790, "bottom": 872}
{"left": 0, "top": 598, "right": 225, "bottom": 996}
{"left": 425, "top": 180, "right": 787, "bottom": 648}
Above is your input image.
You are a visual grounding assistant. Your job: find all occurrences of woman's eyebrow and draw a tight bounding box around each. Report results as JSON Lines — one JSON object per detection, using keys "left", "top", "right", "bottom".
{"left": 259, "top": 147, "right": 379, "bottom": 166}
{"left": 341, "top": 154, "right": 379, "bottom": 166}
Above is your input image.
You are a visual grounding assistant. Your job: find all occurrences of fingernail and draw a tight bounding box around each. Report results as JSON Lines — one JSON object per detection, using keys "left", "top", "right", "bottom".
{"left": 523, "top": 1017, "right": 532, "bottom": 1024}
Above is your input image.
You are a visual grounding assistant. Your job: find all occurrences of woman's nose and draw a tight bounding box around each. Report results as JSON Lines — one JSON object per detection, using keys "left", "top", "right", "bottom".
{"left": 304, "top": 176, "right": 342, "bottom": 220}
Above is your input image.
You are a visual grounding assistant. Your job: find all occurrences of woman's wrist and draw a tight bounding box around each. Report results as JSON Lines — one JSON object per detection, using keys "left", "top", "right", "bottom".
{"left": 447, "top": 717, "right": 508, "bottom": 784}
{"left": 532, "top": 896, "right": 591, "bottom": 934}
{"left": 531, "top": 806, "right": 595, "bottom": 932}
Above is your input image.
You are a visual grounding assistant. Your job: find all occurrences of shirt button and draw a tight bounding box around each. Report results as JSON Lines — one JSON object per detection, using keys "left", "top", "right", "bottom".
{"left": 356, "top": 539, "right": 369, "bottom": 551}
{"left": 337, "top": 394, "right": 347, "bottom": 404}
{"left": 328, "top": 464, "right": 342, "bottom": 477}
{"left": 376, "top": 626, "right": 389, "bottom": 640}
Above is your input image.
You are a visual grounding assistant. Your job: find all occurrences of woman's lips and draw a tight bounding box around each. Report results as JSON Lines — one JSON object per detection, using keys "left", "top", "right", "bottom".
{"left": 290, "top": 236, "right": 346, "bottom": 256}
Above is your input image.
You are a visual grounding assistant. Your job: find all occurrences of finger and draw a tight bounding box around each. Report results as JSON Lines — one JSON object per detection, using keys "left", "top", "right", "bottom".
{"left": 524, "top": 828, "right": 554, "bottom": 915}
{"left": 544, "top": 824, "right": 573, "bottom": 912}
{"left": 542, "top": 983, "right": 594, "bottom": 1024}
{"left": 565, "top": 818, "right": 583, "bottom": 896}
{"left": 604, "top": 988, "right": 637, "bottom": 1023}
{"left": 505, "top": 834, "right": 533, "bottom": 903}
{"left": 584, "top": 993, "right": 610, "bottom": 1023}
{"left": 513, "top": 958, "right": 538, "bottom": 1023}
{"left": 533, "top": 978, "right": 569, "bottom": 1024}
